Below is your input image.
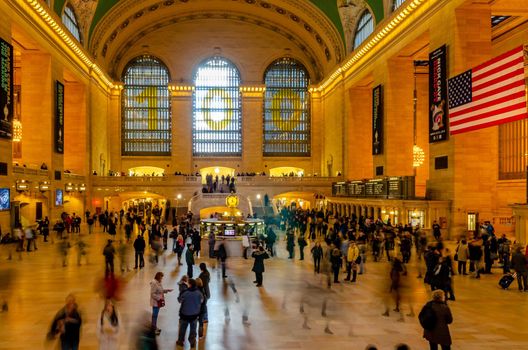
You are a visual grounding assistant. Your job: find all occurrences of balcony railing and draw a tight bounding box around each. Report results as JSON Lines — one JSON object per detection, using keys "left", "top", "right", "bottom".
{"left": 91, "top": 174, "right": 340, "bottom": 188}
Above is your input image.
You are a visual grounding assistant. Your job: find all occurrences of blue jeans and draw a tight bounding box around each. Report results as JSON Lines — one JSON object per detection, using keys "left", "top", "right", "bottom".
{"left": 152, "top": 306, "right": 160, "bottom": 328}
{"left": 178, "top": 317, "right": 198, "bottom": 345}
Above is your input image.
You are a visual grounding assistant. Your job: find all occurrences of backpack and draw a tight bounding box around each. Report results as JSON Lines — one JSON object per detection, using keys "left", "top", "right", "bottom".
{"left": 418, "top": 301, "right": 437, "bottom": 331}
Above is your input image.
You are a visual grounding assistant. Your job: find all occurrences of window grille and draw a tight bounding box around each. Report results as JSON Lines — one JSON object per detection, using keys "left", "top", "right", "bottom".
{"left": 263, "top": 58, "right": 310, "bottom": 156}
{"left": 62, "top": 4, "right": 82, "bottom": 43}
{"left": 392, "top": 0, "right": 406, "bottom": 12}
{"left": 193, "top": 57, "right": 242, "bottom": 156}
{"left": 353, "top": 11, "right": 374, "bottom": 50}
{"left": 491, "top": 16, "right": 511, "bottom": 27}
{"left": 499, "top": 118, "right": 528, "bottom": 180}
{"left": 121, "top": 56, "right": 171, "bottom": 156}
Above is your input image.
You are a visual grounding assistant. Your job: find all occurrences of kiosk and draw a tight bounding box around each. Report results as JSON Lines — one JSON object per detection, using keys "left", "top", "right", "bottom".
{"left": 200, "top": 194, "right": 265, "bottom": 256}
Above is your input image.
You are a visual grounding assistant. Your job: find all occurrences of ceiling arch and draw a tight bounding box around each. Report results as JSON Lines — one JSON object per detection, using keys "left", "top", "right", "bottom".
{"left": 88, "top": 0, "right": 347, "bottom": 81}
{"left": 110, "top": 13, "right": 325, "bottom": 82}
{"left": 112, "top": 18, "right": 323, "bottom": 83}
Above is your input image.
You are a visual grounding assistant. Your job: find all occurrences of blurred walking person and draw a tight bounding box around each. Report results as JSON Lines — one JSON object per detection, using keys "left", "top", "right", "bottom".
{"left": 47, "top": 294, "right": 82, "bottom": 350}
{"left": 76, "top": 238, "right": 89, "bottom": 266}
{"left": 97, "top": 300, "right": 120, "bottom": 350}
{"left": 217, "top": 240, "right": 228, "bottom": 278}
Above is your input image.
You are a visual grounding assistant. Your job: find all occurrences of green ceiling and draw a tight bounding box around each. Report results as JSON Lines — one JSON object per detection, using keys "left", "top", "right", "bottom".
{"left": 53, "top": 0, "right": 385, "bottom": 42}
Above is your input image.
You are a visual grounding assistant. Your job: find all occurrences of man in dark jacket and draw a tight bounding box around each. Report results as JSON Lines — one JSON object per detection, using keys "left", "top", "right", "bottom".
{"left": 103, "top": 240, "right": 115, "bottom": 278}
{"left": 176, "top": 278, "right": 204, "bottom": 348}
{"left": 186, "top": 244, "right": 195, "bottom": 278}
{"left": 252, "top": 245, "right": 270, "bottom": 287}
{"left": 133, "top": 234, "right": 146, "bottom": 269}
{"left": 511, "top": 246, "right": 528, "bottom": 291}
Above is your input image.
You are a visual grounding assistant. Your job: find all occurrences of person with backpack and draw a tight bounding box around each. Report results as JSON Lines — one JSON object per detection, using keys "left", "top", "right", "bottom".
{"left": 420, "top": 289, "right": 453, "bottom": 350}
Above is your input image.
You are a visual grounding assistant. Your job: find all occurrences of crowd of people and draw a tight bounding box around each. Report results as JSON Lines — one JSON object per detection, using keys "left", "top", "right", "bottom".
{"left": 4, "top": 201, "right": 528, "bottom": 350}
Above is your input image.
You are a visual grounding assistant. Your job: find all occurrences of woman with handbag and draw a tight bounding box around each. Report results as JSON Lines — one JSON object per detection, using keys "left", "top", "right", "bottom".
{"left": 150, "top": 272, "right": 173, "bottom": 335}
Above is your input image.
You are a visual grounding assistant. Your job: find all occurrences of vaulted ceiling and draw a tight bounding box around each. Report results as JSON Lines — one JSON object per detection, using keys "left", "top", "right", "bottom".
{"left": 52, "top": 0, "right": 387, "bottom": 83}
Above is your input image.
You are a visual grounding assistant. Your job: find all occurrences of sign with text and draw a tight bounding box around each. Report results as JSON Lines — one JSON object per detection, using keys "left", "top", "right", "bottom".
{"left": 429, "top": 45, "right": 448, "bottom": 143}
{"left": 0, "top": 37, "right": 13, "bottom": 139}
{"left": 372, "top": 84, "right": 383, "bottom": 155}
{"left": 332, "top": 176, "right": 415, "bottom": 200}
{"left": 55, "top": 81, "right": 64, "bottom": 153}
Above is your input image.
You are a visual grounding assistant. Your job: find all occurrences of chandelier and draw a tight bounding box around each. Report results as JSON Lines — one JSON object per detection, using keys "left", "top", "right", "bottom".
{"left": 413, "top": 145, "right": 425, "bottom": 167}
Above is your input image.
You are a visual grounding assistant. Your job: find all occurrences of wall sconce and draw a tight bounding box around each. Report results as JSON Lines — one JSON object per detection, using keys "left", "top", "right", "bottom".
{"left": 39, "top": 181, "right": 50, "bottom": 192}
{"left": 65, "top": 183, "right": 74, "bottom": 192}
{"left": 16, "top": 180, "right": 29, "bottom": 192}
{"left": 79, "top": 184, "right": 86, "bottom": 192}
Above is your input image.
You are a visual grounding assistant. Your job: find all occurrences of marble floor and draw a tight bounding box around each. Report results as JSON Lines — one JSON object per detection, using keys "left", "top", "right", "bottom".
{"left": 0, "top": 226, "right": 527, "bottom": 350}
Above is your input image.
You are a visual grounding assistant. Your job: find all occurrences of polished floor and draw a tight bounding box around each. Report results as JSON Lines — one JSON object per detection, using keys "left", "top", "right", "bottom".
{"left": 0, "top": 226, "right": 527, "bottom": 350}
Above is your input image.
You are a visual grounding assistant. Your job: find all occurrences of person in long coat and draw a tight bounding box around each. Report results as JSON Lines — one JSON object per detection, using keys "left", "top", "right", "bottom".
{"left": 251, "top": 245, "right": 270, "bottom": 287}
{"left": 423, "top": 290, "right": 453, "bottom": 350}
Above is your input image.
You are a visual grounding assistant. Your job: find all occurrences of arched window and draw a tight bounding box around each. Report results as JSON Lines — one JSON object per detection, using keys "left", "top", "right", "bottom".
{"left": 62, "top": 4, "right": 82, "bottom": 43}
{"left": 193, "top": 57, "right": 242, "bottom": 156}
{"left": 353, "top": 10, "right": 374, "bottom": 49}
{"left": 121, "top": 56, "right": 171, "bottom": 155}
{"left": 263, "top": 58, "right": 310, "bottom": 156}
{"left": 392, "top": 0, "right": 406, "bottom": 11}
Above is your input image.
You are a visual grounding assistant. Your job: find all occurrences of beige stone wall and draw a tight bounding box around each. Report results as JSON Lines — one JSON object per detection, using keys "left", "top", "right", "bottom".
{"left": 90, "top": 83, "right": 110, "bottom": 175}
{"left": 346, "top": 86, "right": 373, "bottom": 179}
{"left": 64, "top": 81, "right": 87, "bottom": 175}
{"left": 321, "top": 84, "right": 344, "bottom": 177}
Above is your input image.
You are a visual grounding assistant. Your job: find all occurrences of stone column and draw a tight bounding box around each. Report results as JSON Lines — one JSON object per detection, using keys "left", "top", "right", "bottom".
{"left": 428, "top": 4, "right": 493, "bottom": 238}
{"left": 171, "top": 90, "right": 193, "bottom": 173}
{"left": 241, "top": 87, "right": 264, "bottom": 172}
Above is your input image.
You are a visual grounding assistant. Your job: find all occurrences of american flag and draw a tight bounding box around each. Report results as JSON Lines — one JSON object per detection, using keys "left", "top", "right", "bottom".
{"left": 448, "top": 46, "right": 527, "bottom": 135}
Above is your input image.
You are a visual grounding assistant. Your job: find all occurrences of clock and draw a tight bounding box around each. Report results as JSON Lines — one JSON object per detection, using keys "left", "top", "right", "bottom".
{"left": 226, "top": 194, "right": 239, "bottom": 208}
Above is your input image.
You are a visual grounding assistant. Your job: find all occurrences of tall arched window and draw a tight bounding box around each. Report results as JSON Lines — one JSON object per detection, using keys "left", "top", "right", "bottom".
{"left": 62, "top": 4, "right": 82, "bottom": 43}
{"left": 121, "top": 56, "right": 171, "bottom": 155}
{"left": 392, "top": 0, "right": 406, "bottom": 11}
{"left": 353, "top": 10, "right": 374, "bottom": 49}
{"left": 193, "top": 57, "right": 242, "bottom": 156}
{"left": 263, "top": 58, "right": 310, "bottom": 156}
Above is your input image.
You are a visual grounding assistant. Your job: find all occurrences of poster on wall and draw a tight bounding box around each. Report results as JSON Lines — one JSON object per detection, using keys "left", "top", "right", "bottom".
{"left": 429, "top": 45, "right": 448, "bottom": 143}
{"left": 0, "top": 37, "right": 13, "bottom": 139}
{"left": 55, "top": 81, "right": 64, "bottom": 154}
{"left": 372, "top": 84, "right": 383, "bottom": 155}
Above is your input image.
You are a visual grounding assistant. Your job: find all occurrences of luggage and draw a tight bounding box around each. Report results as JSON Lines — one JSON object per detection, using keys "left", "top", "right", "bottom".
{"left": 499, "top": 273, "right": 516, "bottom": 289}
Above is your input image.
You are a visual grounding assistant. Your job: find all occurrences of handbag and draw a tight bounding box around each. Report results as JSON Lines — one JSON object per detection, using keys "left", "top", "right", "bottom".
{"left": 454, "top": 253, "right": 458, "bottom": 261}
{"left": 157, "top": 298, "right": 165, "bottom": 308}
